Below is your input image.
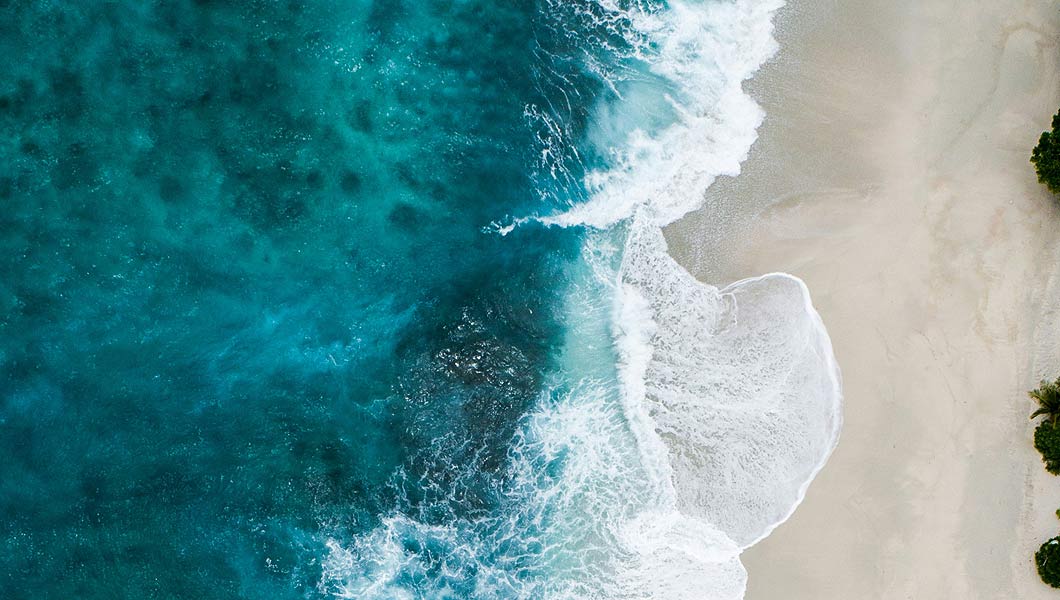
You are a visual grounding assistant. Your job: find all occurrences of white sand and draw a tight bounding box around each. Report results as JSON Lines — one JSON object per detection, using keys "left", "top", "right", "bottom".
{"left": 665, "top": 0, "right": 1060, "bottom": 597}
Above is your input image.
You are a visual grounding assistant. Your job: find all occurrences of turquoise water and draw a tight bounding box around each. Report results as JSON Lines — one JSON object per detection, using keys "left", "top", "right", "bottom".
{"left": 1, "top": 1, "right": 845, "bottom": 598}
{"left": 0, "top": 1, "right": 614, "bottom": 596}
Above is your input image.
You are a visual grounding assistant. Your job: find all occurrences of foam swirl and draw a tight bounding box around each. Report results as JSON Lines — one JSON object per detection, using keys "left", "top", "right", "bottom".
{"left": 323, "top": 1, "right": 842, "bottom": 597}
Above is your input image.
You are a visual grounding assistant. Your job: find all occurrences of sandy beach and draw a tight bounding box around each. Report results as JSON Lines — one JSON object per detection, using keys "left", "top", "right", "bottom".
{"left": 666, "top": 0, "right": 1060, "bottom": 597}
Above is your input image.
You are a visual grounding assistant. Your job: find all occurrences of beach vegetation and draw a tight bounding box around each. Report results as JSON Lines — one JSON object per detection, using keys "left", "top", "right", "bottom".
{"left": 1030, "top": 378, "right": 1060, "bottom": 426}
{"left": 1034, "top": 421, "right": 1060, "bottom": 475}
{"left": 1038, "top": 537, "right": 1060, "bottom": 587}
{"left": 1032, "top": 109, "right": 1060, "bottom": 194}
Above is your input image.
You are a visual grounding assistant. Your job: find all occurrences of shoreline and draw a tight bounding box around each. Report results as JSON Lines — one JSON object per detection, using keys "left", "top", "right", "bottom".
{"left": 665, "top": 0, "right": 1060, "bottom": 597}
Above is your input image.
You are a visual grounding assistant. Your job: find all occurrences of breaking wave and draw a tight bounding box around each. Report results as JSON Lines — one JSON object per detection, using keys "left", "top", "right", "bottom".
{"left": 323, "top": 0, "right": 841, "bottom": 597}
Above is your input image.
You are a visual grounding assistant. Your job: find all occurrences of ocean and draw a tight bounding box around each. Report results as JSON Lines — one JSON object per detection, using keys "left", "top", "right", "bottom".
{"left": 0, "top": 1, "right": 841, "bottom": 598}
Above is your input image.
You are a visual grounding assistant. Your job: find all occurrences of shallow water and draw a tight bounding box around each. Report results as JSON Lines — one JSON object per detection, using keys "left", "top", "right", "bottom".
{"left": 0, "top": 1, "right": 840, "bottom": 598}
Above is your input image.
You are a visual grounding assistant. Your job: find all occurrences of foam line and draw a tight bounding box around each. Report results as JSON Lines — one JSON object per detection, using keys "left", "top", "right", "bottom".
{"left": 322, "top": 0, "right": 843, "bottom": 596}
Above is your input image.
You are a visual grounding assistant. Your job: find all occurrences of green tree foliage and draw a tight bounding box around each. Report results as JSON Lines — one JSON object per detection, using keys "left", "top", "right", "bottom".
{"left": 1039, "top": 537, "right": 1060, "bottom": 588}
{"left": 1032, "top": 110, "right": 1060, "bottom": 194}
{"left": 1035, "top": 421, "right": 1060, "bottom": 475}
{"left": 1029, "top": 384, "right": 1060, "bottom": 586}
{"left": 1030, "top": 378, "right": 1060, "bottom": 427}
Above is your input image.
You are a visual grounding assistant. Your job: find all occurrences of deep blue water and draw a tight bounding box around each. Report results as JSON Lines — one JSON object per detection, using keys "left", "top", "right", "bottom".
{"left": 0, "top": 1, "right": 642, "bottom": 597}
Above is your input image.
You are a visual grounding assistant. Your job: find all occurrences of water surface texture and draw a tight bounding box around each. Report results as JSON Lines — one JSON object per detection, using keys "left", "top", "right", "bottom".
{"left": 0, "top": 1, "right": 841, "bottom": 598}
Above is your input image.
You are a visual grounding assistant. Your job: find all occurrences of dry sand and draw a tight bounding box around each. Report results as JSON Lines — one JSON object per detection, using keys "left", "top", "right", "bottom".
{"left": 665, "top": 0, "right": 1060, "bottom": 597}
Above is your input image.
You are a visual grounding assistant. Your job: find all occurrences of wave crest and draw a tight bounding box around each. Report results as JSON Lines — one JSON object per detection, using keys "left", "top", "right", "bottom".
{"left": 323, "top": 0, "right": 841, "bottom": 597}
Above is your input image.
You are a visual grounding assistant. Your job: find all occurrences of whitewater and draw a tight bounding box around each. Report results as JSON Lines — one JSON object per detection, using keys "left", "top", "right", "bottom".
{"left": 322, "top": 0, "right": 842, "bottom": 598}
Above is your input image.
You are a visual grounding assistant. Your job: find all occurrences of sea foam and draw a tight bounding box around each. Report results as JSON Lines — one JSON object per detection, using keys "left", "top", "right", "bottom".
{"left": 617, "top": 222, "right": 842, "bottom": 550}
{"left": 323, "top": 0, "right": 841, "bottom": 597}
{"left": 538, "top": 0, "right": 783, "bottom": 229}
{"left": 532, "top": 0, "right": 843, "bottom": 594}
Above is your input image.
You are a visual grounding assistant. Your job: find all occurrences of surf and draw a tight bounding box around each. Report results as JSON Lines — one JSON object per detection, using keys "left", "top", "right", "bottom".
{"left": 323, "top": 1, "right": 841, "bottom": 598}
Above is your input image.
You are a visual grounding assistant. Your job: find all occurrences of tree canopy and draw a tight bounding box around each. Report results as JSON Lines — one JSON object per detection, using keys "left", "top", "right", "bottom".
{"left": 1039, "top": 537, "right": 1060, "bottom": 588}
{"left": 1032, "top": 110, "right": 1060, "bottom": 194}
{"left": 1035, "top": 421, "right": 1060, "bottom": 475}
{"left": 1031, "top": 378, "right": 1060, "bottom": 427}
